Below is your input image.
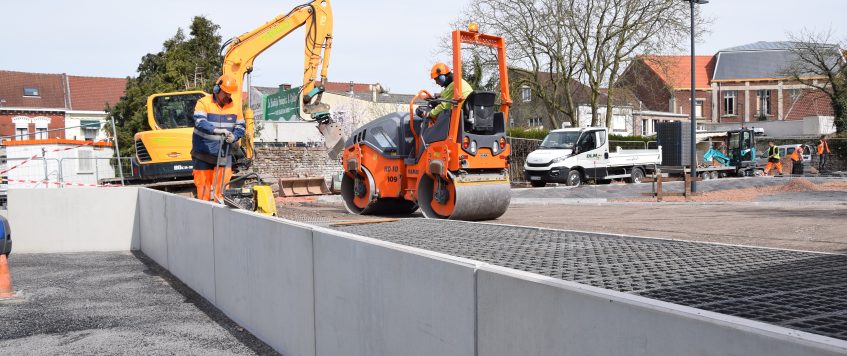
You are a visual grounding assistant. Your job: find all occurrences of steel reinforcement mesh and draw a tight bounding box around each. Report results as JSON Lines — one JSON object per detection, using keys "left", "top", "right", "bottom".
{"left": 329, "top": 219, "right": 847, "bottom": 341}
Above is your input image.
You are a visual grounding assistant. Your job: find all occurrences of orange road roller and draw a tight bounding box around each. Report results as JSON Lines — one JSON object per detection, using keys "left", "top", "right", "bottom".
{"left": 340, "top": 24, "right": 512, "bottom": 220}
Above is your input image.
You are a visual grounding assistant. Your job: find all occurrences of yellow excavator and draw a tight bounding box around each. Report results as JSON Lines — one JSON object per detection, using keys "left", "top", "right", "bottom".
{"left": 130, "top": 0, "right": 341, "bottom": 214}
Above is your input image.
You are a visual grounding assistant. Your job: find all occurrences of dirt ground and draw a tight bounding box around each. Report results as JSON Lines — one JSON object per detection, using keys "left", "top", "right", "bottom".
{"left": 277, "top": 178, "right": 847, "bottom": 254}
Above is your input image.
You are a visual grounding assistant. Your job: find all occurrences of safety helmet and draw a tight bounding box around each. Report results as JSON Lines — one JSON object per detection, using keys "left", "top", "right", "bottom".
{"left": 214, "top": 74, "right": 239, "bottom": 95}
{"left": 430, "top": 62, "right": 450, "bottom": 79}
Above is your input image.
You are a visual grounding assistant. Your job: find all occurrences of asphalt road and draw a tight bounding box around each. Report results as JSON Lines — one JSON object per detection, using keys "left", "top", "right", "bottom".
{"left": 0, "top": 252, "right": 279, "bottom": 356}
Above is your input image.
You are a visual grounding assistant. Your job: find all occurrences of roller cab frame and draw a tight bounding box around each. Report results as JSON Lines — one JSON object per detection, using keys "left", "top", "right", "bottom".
{"left": 340, "top": 24, "right": 512, "bottom": 221}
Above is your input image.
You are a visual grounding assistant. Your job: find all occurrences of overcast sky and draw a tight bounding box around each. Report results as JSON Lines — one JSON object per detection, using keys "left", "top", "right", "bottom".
{"left": 2, "top": 1, "right": 844, "bottom": 94}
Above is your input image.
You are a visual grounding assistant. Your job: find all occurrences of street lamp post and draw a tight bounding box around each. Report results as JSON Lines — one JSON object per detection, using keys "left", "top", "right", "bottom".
{"left": 685, "top": 0, "right": 707, "bottom": 192}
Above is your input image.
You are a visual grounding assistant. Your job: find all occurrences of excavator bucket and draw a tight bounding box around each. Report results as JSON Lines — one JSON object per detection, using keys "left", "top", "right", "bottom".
{"left": 319, "top": 121, "right": 346, "bottom": 160}
{"left": 279, "top": 177, "right": 331, "bottom": 197}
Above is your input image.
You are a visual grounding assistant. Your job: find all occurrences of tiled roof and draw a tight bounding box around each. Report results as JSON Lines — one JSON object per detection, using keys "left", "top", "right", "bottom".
{"left": 719, "top": 41, "right": 802, "bottom": 52}
{"left": 68, "top": 75, "right": 127, "bottom": 111}
{"left": 0, "top": 70, "right": 67, "bottom": 109}
{"left": 713, "top": 42, "right": 841, "bottom": 81}
{"left": 640, "top": 56, "right": 715, "bottom": 90}
{"left": 323, "top": 81, "right": 375, "bottom": 93}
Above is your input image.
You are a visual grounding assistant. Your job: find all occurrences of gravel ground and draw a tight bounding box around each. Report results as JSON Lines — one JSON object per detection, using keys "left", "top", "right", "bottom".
{"left": 0, "top": 252, "right": 279, "bottom": 356}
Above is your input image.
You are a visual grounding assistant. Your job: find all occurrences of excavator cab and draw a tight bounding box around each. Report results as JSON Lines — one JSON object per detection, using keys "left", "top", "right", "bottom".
{"left": 727, "top": 128, "right": 759, "bottom": 175}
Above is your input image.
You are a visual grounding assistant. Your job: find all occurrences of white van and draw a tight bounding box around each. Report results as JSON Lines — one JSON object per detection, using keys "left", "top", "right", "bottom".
{"left": 523, "top": 127, "right": 662, "bottom": 187}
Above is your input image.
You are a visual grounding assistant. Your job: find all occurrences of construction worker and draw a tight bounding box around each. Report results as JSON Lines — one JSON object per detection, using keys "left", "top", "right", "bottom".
{"left": 790, "top": 145, "right": 804, "bottom": 175}
{"left": 421, "top": 62, "right": 473, "bottom": 121}
{"left": 817, "top": 135, "right": 831, "bottom": 172}
{"left": 763, "top": 141, "right": 783, "bottom": 176}
{"left": 191, "top": 74, "right": 246, "bottom": 201}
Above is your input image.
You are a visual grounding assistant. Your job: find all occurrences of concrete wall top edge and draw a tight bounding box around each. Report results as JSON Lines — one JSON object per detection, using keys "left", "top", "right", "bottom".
{"left": 478, "top": 265, "right": 847, "bottom": 351}
{"left": 313, "top": 225, "right": 485, "bottom": 269}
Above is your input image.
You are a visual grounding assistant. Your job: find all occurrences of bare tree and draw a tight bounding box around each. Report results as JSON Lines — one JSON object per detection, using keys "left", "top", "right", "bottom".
{"left": 451, "top": 0, "right": 703, "bottom": 130}
{"left": 784, "top": 29, "right": 847, "bottom": 133}
{"left": 570, "top": 0, "right": 694, "bottom": 127}
{"left": 453, "top": 0, "right": 582, "bottom": 128}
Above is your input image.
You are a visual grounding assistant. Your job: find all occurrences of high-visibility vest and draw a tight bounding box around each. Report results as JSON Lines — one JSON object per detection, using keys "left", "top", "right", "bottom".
{"left": 768, "top": 146, "right": 780, "bottom": 159}
{"left": 790, "top": 150, "right": 801, "bottom": 161}
{"left": 817, "top": 140, "right": 830, "bottom": 154}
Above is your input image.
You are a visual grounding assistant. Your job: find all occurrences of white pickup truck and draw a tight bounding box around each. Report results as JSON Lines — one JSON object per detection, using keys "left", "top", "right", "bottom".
{"left": 523, "top": 127, "right": 662, "bottom": 187}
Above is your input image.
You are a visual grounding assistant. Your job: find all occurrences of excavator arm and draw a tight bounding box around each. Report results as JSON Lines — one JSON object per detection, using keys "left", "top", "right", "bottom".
{"left": 220, "top": 0, "right": 342, "bottom": 158}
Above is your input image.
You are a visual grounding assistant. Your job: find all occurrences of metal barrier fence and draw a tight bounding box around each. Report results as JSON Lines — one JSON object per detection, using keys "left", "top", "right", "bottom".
{"left": 508, "top": 137, "right": 541, "bottom": 183}
{"left": 1, "top": 157, "right": 133, "bottom": 189}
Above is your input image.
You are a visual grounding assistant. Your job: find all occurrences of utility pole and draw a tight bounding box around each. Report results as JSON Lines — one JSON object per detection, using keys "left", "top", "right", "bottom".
{"left": 685, "top": 0, "right": 708, "bottom": 192}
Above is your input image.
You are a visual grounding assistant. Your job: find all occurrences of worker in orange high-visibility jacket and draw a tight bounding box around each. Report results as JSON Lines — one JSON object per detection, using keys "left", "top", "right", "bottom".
{"left": 763, "top": 141, "right": 783, "bottom": 176}
{"left": 790, "top": 145, "right": 804, "bottom": 175}
{"left": 817, "top": 135, "right": 831, "bottom": 172}
{"left": 191, "top": 74, "right": 246, "bottom": 202}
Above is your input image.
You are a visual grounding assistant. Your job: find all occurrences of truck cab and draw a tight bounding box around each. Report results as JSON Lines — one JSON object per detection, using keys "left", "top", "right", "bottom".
{"left": 524, "top": 127, "right": 661, "bottom": 187}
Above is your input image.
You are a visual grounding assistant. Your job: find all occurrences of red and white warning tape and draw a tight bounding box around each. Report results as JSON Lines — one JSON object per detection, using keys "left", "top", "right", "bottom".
{"left": 4, "top": 178, "right": 117, "bottom": 188}
{"left": 0, "top": 139, "right": 111, "bottom": 175}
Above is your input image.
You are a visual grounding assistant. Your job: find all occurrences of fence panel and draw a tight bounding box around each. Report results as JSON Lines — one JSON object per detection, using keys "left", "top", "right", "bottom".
{"left": 508, "top": 137, "right": 541, "bottom": 183}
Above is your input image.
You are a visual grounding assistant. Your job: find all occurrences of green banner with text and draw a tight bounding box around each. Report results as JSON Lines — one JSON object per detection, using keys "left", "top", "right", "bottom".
{"left": 263, "top": 86, "right": 301, "bottom": 121}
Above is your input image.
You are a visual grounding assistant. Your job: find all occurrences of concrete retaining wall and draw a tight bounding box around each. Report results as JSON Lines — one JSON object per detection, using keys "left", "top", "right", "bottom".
{"left": 476, "top": 266, "right": 846, "bottom": 356}
{"left": 7, "top": 188, "right": 140, "bottom": 253}
{"left": 8, "top": 188, "right": 847, "bottom": 355}
{"left": 312, "top": 229, "right": 477, "bottom": 356}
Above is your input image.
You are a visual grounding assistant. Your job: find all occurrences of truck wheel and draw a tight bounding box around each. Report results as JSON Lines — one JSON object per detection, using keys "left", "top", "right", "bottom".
{"left": 530, "top": 181, "right": 546, "bottom": 188}
{"left": 566, "top": 170, "right": 582, "bottom": 187}
{"left": 709, "top": 171, "right": 718, "bottom": 180}
{"left": 629, "top": 168, "right": 645, "bottom": 183}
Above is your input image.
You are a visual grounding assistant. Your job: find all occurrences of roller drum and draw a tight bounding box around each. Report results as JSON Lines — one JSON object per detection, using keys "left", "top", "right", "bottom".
{"left": 418, "top": 173, "right": 511, "bottom": 221}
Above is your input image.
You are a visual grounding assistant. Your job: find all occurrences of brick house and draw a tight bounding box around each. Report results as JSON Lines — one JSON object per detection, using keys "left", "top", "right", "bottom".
{"left": 510, "top": 70, "right": 635, "bottom": 134}
{"left": 0, "top": 70, "right": 126, "bottom": 142}
{"left": 615, "top": 55, "right": 716, "bottom": 123}
{"left": 710, "top": 41, "right": 835, "bottom": 124}
{"left": 617, "top": 42, "right": 840, "bottom": 134}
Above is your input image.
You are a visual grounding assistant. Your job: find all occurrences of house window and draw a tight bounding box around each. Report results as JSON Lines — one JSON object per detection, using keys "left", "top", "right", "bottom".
{"left": 641, "top": 119, "right": 654, "bottom": 135}
{"left": 35, "top": 127, "right": 47, "bottom": 140}
{"left": 757, "top": 89, "right": 771, "bottom": 116}
{"left": 521, "top": 86, "right": 532, "bottom": 102}
{"left": 723, "top": 91, "right": 736, "bottom": 115}
{"left": 695, "top": 99, "right": 704, "bottom": 118}
{"left": 528, "top": 117, "right": 542, "bottom": 127}
{"left": 15, "top": 128, "right": 28, "bottom": 140}
{"left": 78, "top": 149, "right": 94, "bottom": 173}
{"left": 23, "top": 87, "right": 40, "bottom": 97}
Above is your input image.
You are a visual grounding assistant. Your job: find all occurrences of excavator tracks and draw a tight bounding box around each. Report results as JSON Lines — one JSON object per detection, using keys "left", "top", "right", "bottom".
{"left": 326, "top": 218, "right": 847, "bottom": 341}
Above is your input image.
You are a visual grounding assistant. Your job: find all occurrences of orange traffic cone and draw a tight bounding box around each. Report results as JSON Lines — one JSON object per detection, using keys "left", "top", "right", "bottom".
{"left": 0, "top": 254, "right": 14, "bottom": 298}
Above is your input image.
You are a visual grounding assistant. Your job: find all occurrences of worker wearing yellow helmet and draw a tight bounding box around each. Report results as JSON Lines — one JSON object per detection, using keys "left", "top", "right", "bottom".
{"left": 191, "top": 74, "right": 246, "bottom": 202}
{"left": 424, "top": 62, "right": 473, "bottom": 120}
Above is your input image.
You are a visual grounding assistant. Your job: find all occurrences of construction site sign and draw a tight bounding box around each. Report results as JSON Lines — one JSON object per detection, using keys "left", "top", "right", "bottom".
{"left": 263, "top": 86, "right": 301, "bottom": 121}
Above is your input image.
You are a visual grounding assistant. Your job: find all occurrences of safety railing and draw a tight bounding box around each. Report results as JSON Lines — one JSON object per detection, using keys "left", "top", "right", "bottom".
{"left": 1, "top": 157, "right": 132, "bottom": 189}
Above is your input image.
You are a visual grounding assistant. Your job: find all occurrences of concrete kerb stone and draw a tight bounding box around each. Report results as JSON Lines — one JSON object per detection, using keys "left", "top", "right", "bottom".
{"left": 138, "top": 188, "right": 171, "bottom": 268}
{"left": 311, "top": 226, "right": 480, "bottom": 356}
{"left": 476, "top": 264, "right": 847, "bottom": 356}
{"left": 164, "top": 194, "right": 217, "bottom": 303}
{"left": 212, "top": 206, "right": 316, "bottom": 356}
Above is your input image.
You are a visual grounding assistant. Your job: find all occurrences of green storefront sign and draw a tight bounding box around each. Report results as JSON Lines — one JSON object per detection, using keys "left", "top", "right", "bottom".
{"left": 263, "top": 86, "right": 301, "bottom": 121}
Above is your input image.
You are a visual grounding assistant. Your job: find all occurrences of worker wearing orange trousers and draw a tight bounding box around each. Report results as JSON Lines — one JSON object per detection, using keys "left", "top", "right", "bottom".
{"left": 763, "top": 141, "right": 783, "bottom": 176}
{"left": 191, "top": 74, "right": 245, "bottom": 201}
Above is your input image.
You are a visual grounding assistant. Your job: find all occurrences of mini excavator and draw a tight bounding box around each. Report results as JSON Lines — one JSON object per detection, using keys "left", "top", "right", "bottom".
{"left": 340, "top": 24, "right": 512, "bottom": 221}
